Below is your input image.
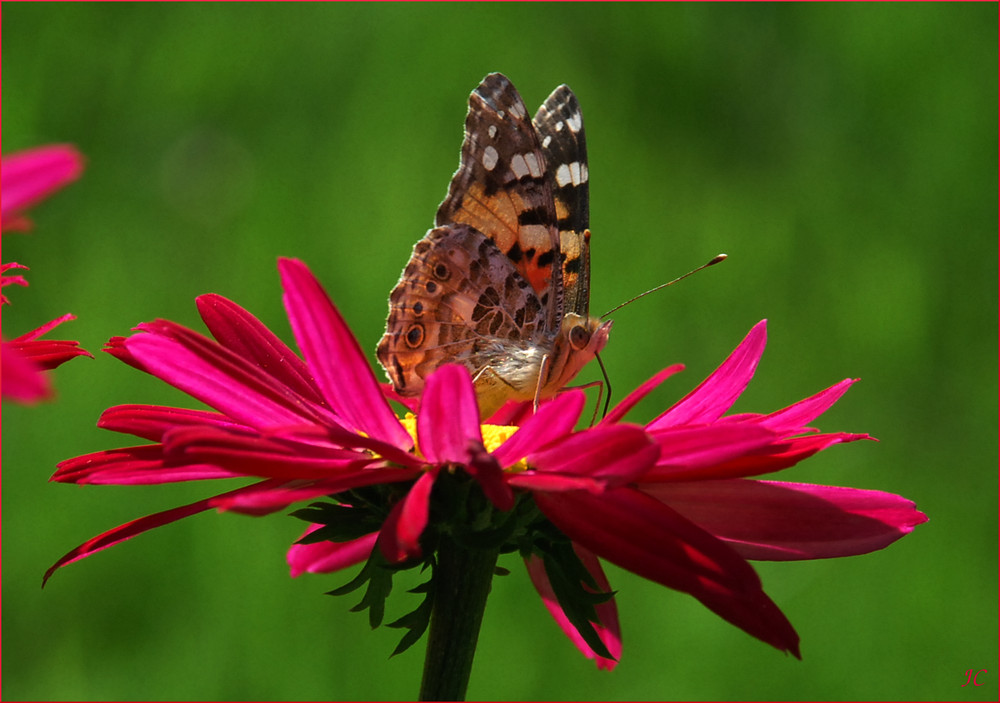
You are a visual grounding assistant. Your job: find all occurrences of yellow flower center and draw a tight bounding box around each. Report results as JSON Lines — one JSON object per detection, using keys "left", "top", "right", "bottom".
{"left": 399, "top": 414, "right": 528, "bottom": 472}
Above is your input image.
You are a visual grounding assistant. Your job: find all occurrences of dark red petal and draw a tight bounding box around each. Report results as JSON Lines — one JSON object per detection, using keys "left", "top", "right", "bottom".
{"left": 379, "top": 470, "right": 436, "bottom": 563}
{"left": 675, "top": 432, "right": 873, "bottom": 481}
{"left": 644, "top": 479, "right": 928, "bottom": 560}
{"left": 644, "top": 422, "right": 780, "bottom": 480}
{"left": 535, "top": 487, "right": 801, "bottom": 657}
{"left": 42, "top": 480, "right": 269, "bottom": 586}
{"left": 529, "top": 424, "right": 661, "bottom": 485}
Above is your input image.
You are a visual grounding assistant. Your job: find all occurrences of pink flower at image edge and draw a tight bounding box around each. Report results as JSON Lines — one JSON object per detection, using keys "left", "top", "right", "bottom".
{"left": 2, "top": 144, "right": 89, "bottom": 402}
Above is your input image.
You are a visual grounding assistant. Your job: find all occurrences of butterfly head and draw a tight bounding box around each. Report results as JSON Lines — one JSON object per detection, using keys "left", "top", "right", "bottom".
{"left": 542, "top": 313, "right": 612, "bottom": 395}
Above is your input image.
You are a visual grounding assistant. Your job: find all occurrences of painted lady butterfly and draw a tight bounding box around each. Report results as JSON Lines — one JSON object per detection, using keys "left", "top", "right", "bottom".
{"left": 377, "top": 73, "right": 611, "bottom": 417}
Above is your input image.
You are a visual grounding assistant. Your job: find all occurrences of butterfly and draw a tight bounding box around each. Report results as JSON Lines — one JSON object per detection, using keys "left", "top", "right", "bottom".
{"left": 377, "top": 73, "right": 611, "bottom": 418}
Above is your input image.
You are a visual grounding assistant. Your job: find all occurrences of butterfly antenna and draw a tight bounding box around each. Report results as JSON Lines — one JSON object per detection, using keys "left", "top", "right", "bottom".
{"left": 600, "top": 253, "right": 727, "bottom": 319}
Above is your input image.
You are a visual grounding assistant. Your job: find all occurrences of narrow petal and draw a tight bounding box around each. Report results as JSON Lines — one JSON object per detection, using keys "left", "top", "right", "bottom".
{"left": 210, "top": 470, "right": 418, "bottom": 515}
{"left": 98, "top": 404, "right": 250, "bottom": 442}
{"left": 417, "top": 365, "right": 483, "bottom": 464}
{"left": 125, "top": 330, "right": 323, "bottom": 429}
{"left": 644, "top": 422, "right": 780, "bottom": 480}
{"left": 535, "top": 487, "right": 801, "bottom": 656}
{"left": 693, "top": 432, "right": 873, "bottom": 480}
{"left": 602, "top": 363, "right": 685, "bottom": 425}
{"left": 379, "top": 470, "right": 436, "bottom": 563}
{"left": 52, "top": 445, "right": 240, "bottom": 485}
{"left": 288, "top": 528, "right": 378, "bottom": 577}
{"left": 524, "top": 547, "right": 621, "bottom": 670}
{"left": 648, "top": 320, "right": 767, "bottom": 430}
{"left": 278, "top": 258, "right": 411, "bottom": 448}
{"left": 759, "top": 378, "right": 857, "bottom": 434}
{"left": 7, "top": 337, "right": 92, "bottom": 369}
{"left": 196, "top": 294, "right": 326, "bottom": 404}
{"left": 161, "top": 426, "right": 376, "bottom": 480}
{"left": 529, "top": 424, "right": 661, "bottom": 485}
{"left": 493, "top": 390, "right": 585, "bottom": 467}
{"left": 644, "top": 479, "right": 928, "bottom": 561}
{"left": 43, "top": 482, "right": 264, "bottom": 586}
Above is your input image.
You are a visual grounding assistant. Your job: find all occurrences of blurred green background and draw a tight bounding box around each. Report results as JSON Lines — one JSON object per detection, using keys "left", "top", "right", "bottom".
{"left": 3, "top": 3, "right": 996, "bottom": 701}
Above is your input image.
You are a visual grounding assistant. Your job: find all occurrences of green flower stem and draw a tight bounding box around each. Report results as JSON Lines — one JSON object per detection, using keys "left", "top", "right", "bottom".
{"left": 419, "top": 536, "right": 499, "bottom": 701}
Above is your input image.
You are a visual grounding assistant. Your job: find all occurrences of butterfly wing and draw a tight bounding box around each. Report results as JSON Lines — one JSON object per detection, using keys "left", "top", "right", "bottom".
{"left": 377, "top": 223, "right": 547, "bottom": 404}
{"left": 436, "top": 73, "right": 563, "bottom": 335}
{"left": 533, "top": 84, "right": 591, "bottom": 319}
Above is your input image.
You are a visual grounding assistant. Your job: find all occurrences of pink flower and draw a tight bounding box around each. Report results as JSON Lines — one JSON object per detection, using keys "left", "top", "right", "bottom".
{"left": 2, "top": 144, "right": 89, "bottom": 402}
{"left": 49, "top": 259, "right": 926, "bottom": 668}
{"left": 1, "top": 144, "right": 85, "bottom": 231}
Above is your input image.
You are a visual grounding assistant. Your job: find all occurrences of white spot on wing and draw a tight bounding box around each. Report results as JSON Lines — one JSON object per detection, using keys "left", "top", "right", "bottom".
{"left": 483, "top": 145, "right": 499, "bottom": 171}
{"left": 523, "top": 152, "right": 543, "bottom": 178}
{"left": 509, "top": 102, "right": 526, "bottom": 120}
{"left": 555, "top": 161, "right": 588, "bottom": 187}
{"left": 488, "top": 125, "right": 498, "bottom": 139}
{"left": 555, "top": 163, "right": 572, "bottom": 187}
{"left": 510, "top": 153, "right": 529, "bottom": 179}
{"left": 566, "top": 112, "right": 583, "bottom": 133}
{"left": 542, "top": 135, "right": 552, "bottom": 148}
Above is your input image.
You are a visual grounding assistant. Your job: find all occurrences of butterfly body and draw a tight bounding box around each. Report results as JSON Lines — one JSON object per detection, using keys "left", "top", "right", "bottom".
{"left": 378, "top": 74, "right": 610, "bottom": 417}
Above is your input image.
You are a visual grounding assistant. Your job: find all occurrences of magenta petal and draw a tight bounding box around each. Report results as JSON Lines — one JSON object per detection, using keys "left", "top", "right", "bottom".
{"left": 602, "top": 363, "right": 685, "bottom": 425}
{"left": 161, "top": 426, "right": 375, "bottom": 480}
{"left": 649, "top": 320, "right": 767, "bottom": 430}
{"left": 525, "top": 546, "right": 621, "bottom": 670}
{"left": 379, "top": 470, "right": 436, "bottom": 563}
{"left": 125, "top": 331, "right": 321, "bottom": 429}
{"left": 196, "top": 294, "right": 326, "bottom": 404}
{"left": 417, "top": 365, "right": 483, "bottom": 464}
{"left": 644, "top": 422, "right": 780, "bottom": 480}
{"left": 288, "top": 527, "right": 378, "bottom": 577}
{"left": 535, "top": 486, "right": 801, "bottom": 657}
{"left": 760, "top": 378, "right": 857, "bottom": 434}
{"left": 644, "top": 479, "right": 928, "bottom": 561}
{"left": 52, "top": 445, "right": 240, "bottom": 485}
{"left": 278, "top": 258, "right": 411, "bottom": 448}
{"left": 1, "top": 144, "right": 84, "bottom": 226}
{"left": 529, "top": 424, "right": 660, "bottom": 485}
{"left": 704, "top": 432, "right": 873, "bottom": 480}
{"left": 98, "top": 404, "right": 250, "bottom": 442}
{"left": 493, "top": 390, "right": 585, "bottom": 468}
{"left": 210, "top": 470, "right": 415, "bottom": 516}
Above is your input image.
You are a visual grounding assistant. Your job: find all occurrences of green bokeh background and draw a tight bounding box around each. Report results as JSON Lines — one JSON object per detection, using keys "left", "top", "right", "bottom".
{"left": 3, "top": 4, "right": 996, "bottom": 701}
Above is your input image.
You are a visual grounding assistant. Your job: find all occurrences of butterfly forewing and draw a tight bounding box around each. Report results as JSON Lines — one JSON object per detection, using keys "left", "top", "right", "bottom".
{"left": 435, "top": 73, "right": 563, "bottom": 334}
{"left": 533, "top": 84, "right": 591, "bottom": 319}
